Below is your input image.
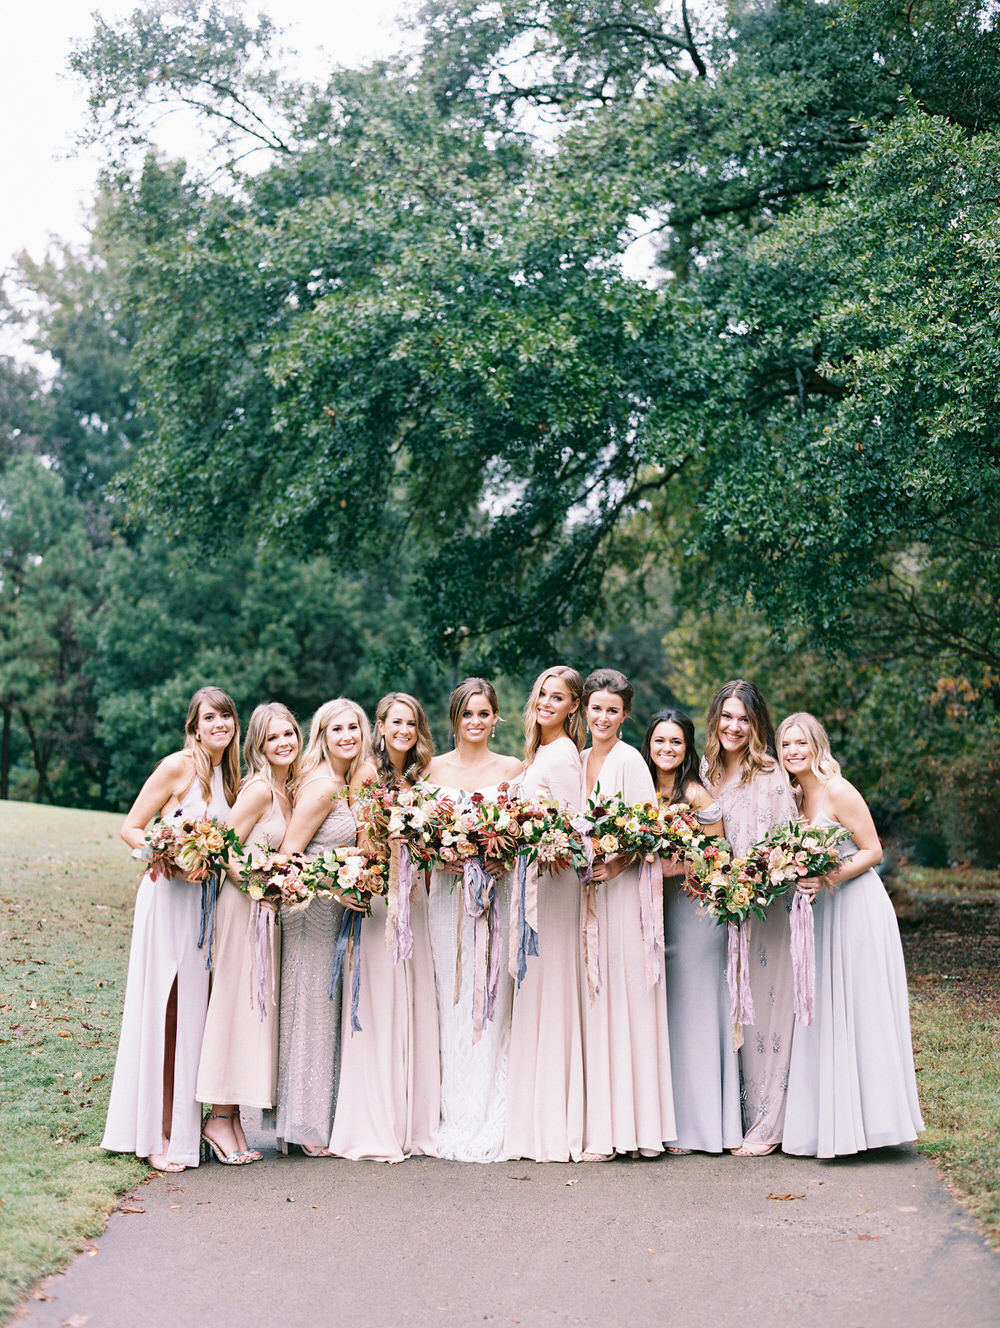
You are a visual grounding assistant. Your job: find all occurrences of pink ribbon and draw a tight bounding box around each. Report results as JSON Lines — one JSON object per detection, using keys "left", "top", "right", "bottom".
{"left": 727, "top": 918, "right": 756, "bottom": 1051}
{"left": 249, "top": 899, "right": 276, "bottom": 1022}
{"left": 790, "top": 891, "right": 816, "bottom": 1025}
{"left": 572, "top": 816, "right": 602, "bottom": 1004}
{"left": 393, "top": 844, "right": 414, "bottom": 965}
{"left": 637, "top": 856, "right": 664, "bottom": 989}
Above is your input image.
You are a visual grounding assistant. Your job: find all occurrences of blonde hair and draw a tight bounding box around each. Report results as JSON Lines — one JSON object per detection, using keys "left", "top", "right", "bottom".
{"left": 375, "top": 692, "right": 435, "bottom": 788}
{"left": 524, "top": 667, "right": 586, "bottom": 761}
{"left": 703, "top": 679, "right": 777, "bottom": 789}
{"left": 184, "top": 686, "right": 241, "bottom": 806}
{"left": 776, "top": 712, "right": 842, "bottom": 789}
{"left": 243, "top": 702, "right": 302, "bottom": 791}
{"left": 300, "top": 698, "right": 373, "bottom": 788}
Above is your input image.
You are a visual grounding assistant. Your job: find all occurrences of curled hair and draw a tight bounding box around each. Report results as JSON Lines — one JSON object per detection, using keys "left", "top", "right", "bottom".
{"left": 300, "top": 698, "right": 373, "bottom": 789}
{"left": 184, "top": 686, "right": 241, "bottom": 806}
{"left": 776, "top": 712, "right": 842, "bottom": 789}
{"left": 582, "top": 668, "right": 634, "bottom": 713}
{"left": 524, "top": 667, "right": 586, "bottom": 761}
{"left": 375, "top": 692, "right": 435, "bottom": 788}
{"left": 641, "top": 709, "right": 706, "bottom": 803}
{"left": 703, "top": 679, "right": 777, "bottom": 789}
{"left": 243, "top": 702, "right": 302, "bottom": 792}
{"left": 448, "top": 677, "right": 499, "bottom": 738}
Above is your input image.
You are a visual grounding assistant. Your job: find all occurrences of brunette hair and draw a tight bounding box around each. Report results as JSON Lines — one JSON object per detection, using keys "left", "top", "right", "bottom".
{"left": 184, "top": 686, "right": 241, "bottom": 806}
{"left": 243, "top": 702, "right": 302, "bottom": 792}
{"left": 375, "top": 692, "right": 435, "bottom": 788}
{"left": 523, "top": 666, "right": 586, "bottom": 761}
{"left": 582, "top": 668, "right": 634, "bottom": 713}
{"left": 640, "top": 708, "right": 706, "bottom": 803}
{"left": 448, "top": 677, "right": 500, "bottom": 738}
{"left": 300, "top": 697, "right": 373, "bottom": 789}
{"left": 776, "top": 712, "right": 842, "bottom": 789}
{"left": 703, "top": 679, "right": 777, "bottom": 789}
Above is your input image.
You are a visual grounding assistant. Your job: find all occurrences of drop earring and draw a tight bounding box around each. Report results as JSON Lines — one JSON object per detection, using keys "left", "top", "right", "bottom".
{"left": 490, "top": 724, "right": 497, "bottom": 740}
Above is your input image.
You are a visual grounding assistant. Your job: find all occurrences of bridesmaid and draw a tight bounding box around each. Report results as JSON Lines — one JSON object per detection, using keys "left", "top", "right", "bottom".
{"left": 777, "top": 713, "right": 923, "bottom": 1156}
{"left": 269, "top": 698, "right": 372, "bottom": 1156}
{"left": 102, "top": 686, "right": 240, "bottom": 1171}
{"left": 329, "top": 692, "right": 440, "bottom": 1162}
{"left": 196, "top": 702, "right": 301, "bottom": 1164}
{"left": 701, "top": 679, "right": 796, "bottom": 1155}
{"left": 580, "top": 669, "right": 675, "bottom": 1160}
{"left": 504, "top": 667, "right": 587, "bottom": 1163}
{"left": 642, "top": 710, "right": 740, "bottom": 1156}
{"left": 424, "top": 678, "right": 523, "bottom": 1162}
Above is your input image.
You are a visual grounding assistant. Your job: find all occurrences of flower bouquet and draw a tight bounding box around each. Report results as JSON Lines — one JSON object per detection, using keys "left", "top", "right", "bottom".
{"left": 303, "top": 845, "right": 388, "bottom": 1033}
{"left": 237, "top": 848, "right": 313, "bottom": 1019}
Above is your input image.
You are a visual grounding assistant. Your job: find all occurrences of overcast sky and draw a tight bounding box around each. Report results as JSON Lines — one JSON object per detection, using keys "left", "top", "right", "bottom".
{"left": 1, "top": 0, "right": 412, "bottom": 276}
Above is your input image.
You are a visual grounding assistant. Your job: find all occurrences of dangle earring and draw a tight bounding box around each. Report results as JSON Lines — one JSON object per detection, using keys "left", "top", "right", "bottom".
{"left": 377, "top": 735, "right": 386, "bottom": 754}
{"left": 490, "top": 725, "right": 497, "bottom": 740}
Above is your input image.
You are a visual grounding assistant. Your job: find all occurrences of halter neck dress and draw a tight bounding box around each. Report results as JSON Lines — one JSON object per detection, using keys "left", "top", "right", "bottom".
{"left": 102, "top": 764, "right": 231, "bottom": 1167}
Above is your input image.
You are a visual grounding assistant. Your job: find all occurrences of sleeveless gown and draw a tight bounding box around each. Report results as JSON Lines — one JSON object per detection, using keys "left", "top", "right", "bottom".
{"left": 581, "top": 743, "right": 675, "bottom": 1156}
{"left": 662, "top": 797, "right": 744, "bottom": 1153}
{"left": 102, "top": 765, "right": 231, "bottom": 1167}
{"left": 782, "top": 814, "right": 924, "bottom": 1157}
{"left": 426, "top": 783, "right": 514, "bottom": 1162}
{"left": 704, "top": 760, "right": 797, "bottom": 1147}
{"left": 268, "top": 787, "right": 354, "bottom": 1152}
{"left": 329, "top": 848, "right": 441, "bottom": 1161}
{"left": 196, "top": 781, "right": 287, "bottom": 1109}
{"left": 504, "top": 735, "right": 586, "bottom": 1162}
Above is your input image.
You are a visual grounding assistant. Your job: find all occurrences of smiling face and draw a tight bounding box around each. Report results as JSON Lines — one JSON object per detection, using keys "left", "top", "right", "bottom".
{"left": 586, "top": 689, "right": 626, "bottom": 745}
{"left": 264, "top": 716, "right": 300, "bottom": 771}
{"left": 324, "top": 709, "right": 363, "bottom": 769}
{"left": 534, "top": 674, "right": 578, "bottom": 737}
{"left": 379, "top": 700, "right": 418, "bottom": 762}
{"left": 457, "top": 693, "right": 496, "bottom": 746}
{"left": 779, "top": 723, "right": 812, "bottom": 779}
{"left": 195, "top": 701, "right": 236, "bottom": 759}
{"left": 718, "top": 695, "right": 751, "bottom": 755}
{"left": 648, "top": 720, "right": 686, "bottom": 779}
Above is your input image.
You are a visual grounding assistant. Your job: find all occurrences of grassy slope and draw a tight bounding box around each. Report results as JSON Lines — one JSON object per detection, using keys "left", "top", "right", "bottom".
{"left": 0, "top": 802, "right": 147, "bottom": 1321}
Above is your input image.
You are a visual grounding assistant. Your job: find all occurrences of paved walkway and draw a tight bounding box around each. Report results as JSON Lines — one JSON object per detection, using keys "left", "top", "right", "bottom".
{"left": 15, "top": 1122, "right": 1000, "bottom": 1328}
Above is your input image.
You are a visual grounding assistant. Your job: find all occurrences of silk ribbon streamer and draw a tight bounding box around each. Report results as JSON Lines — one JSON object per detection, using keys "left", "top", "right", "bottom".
{"left": 571, "top": 816, "right": 601, "bottom": 1004}
{"left": 509, "top": 851, "right": 540, "bottom": 988}
{"left": 637, "top": 856, "right": 664, "bottom": 989}
{"left": 249, "top": 899, "right": 276, "bottom": 1021}
{"left": 385, "top": 839, "right": 400, "bottom": 954}
{"left": 197, "top": 869, "right": 219, "bottom": 971}
{"left": 393, "top": 844, "right": 414, "bottom": 965}
{"left": 329, "top": 908, "right": 365, "bottom": 1033}
{"left": 789, "top": 890, "right": 816, "bottom": 1025}
{"left": 727, "top": 918, "right": 755, "bottom": 1051}
{"left": 463, "top": 857, "right": 498, "bottom": 1044}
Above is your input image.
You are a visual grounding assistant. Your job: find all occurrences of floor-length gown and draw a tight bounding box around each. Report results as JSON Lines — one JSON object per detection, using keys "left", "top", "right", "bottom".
{"left": 195, "top": 782, "right": 286, "bottom": 1109}
{"left": 662, "top": 798, "right": 744, "bottom": 1153}
{"left": 268, "top": 788, "right": 354, "bottom": 1152}
{"left": 504, "top": 735, "right": 586, "bottom": 1162}
{"left": 102, "top": 765, "right": 231, "bottom": 1167}
{"left": 426, "top": 784, "right": 514, "bottom": 1162}
{"left": 581, "top": 743, "right": 675, "bottom": 1156}
{"left": 705, "top": 760, "right": 797, "bottom": 1147}
{"left": 782, "top": 814, "right": 924, "bottom": 1157}
{"left": 329, "top": 870, "right": 440, "bottom": 1161}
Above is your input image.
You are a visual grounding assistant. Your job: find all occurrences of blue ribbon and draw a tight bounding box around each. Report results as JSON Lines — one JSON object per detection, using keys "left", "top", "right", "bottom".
{"left": 463, "top": 856, "right": 492, "bottom": 916}
{"left": 329, "top": 908, "right": 364, "bottom": 1033}
{"left": 514, "top": 851, "right": 539, "bottom": 989}
{"left": 197, "top": 869, "right": 219, "bottom": 971}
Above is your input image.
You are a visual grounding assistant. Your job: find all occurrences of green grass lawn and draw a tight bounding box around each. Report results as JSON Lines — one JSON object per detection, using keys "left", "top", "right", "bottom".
{"left": 0, "top": 805, "right": 997, "bottom": 1319}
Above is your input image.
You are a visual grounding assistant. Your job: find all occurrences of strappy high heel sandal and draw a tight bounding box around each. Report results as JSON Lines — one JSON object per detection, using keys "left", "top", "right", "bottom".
{"left": 200, "top": 1111, "right": 253, "bottom": 1165}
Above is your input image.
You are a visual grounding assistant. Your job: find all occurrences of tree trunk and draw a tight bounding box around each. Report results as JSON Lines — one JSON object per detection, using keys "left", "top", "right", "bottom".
{"left": 0, "top": 703, "right": 10, "bottom": 800}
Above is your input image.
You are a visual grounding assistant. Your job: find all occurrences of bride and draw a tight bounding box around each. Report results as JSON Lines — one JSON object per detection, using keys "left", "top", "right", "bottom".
{"left": 424, "top": 677, "right": 523, "bottom": 1162}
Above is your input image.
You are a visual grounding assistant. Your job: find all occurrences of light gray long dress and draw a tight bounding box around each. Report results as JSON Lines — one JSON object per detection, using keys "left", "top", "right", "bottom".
{"left": 662, "top": 798, "right": 744, "bottom": 1153}
{"left": 704, "top": 759, "right": 797, "bottom": 1147}
{"left": 268, "top": 793, "right": 354, "bottom": 1152}
{"left": 782, "top": 815, "right": 924, "bottom": 1157}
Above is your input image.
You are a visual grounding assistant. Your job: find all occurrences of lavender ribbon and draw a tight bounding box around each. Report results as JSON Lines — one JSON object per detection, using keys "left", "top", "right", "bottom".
{"left": 512, "top": 851, "right": 539, "bottom": 989}
{"left": 727, "top": 919, "right": 756, "bottom": 1051}
{"left": 393, "top": 844, "right": 414, "bottom": 965}
{"left": 464, "top": 857, "right": 498, "bottom": 1043}
{"left": 197, "top": 869, "right": 219, "bottom": 971}
{"left": 790, "top": 891, "right": 816, "bottom": 1024}
{"left": 637, "top": 856, "right": 663, "bottom": 989}
{"left": 329, "top": 908, "right": 364, "bottom": 1033}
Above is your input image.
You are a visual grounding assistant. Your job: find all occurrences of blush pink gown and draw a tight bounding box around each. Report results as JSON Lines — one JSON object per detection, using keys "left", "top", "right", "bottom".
{"left": 581, "top": 742, "right": 675, "bottom": 1157}
{"left": 504, "top": 735, "right": 586, "bottom": 1162}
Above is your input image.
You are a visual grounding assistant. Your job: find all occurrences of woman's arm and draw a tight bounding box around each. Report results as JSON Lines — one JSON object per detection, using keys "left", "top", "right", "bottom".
{"left": 280, "top": 780, "right": 337, "bottom": 855}
{"left": 120, "top": 751, "right": 192, "bottom": 851}
{"left": 223, "top": 781, "right": 273, "bottom": 883}
{"left": 685, "top": 781, "right": 724, "bottom": 838}
{"left": 798, "top": 776, "right": 882, "bottom": 899}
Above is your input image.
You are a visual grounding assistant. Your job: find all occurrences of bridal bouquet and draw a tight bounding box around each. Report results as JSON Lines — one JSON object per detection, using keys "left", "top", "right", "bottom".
{"left": 654, "top": 801, "right": 717, "bottom": 864}
{"left": 237, "top": 848, "right": 312, "bottom": 1020}
{"left": 580, "top": 792, "right": 663, "bottom": 864}
{"left": 304, "top": 845, "right": 388, "bottom": 1034}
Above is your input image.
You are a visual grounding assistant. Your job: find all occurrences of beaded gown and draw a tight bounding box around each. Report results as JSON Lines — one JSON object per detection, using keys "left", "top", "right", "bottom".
{"left": 196, "top": 781, "right": 287, "bottom": 1110}
{"left": 704, "top": 759, "right": 797, "bottom": 1147}
{"left": 662, "top": 797, "right": 744, "bottom": 1153}
{"left": 268, "top": 786, "right": 354, "bottom": 1152}
{"left": 504, "top": 736, "right": 586, "bottom": 1162}
{"left": 782, "top": 814, "right": 923, "bottom": 1157}
{"left": 102, "top": 766, "right": 231, "bottom": 1167}
{"left": 426, "top": 783, "right": 514, "bottom": 1162}
{"left": 581, "top": 742, "right": 675, "bottom": 1156}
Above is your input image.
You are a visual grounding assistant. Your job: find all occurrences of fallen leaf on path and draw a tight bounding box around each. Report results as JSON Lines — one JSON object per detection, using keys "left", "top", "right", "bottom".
{"left": 169, "top": 1205, "right": 181, "bottom": 1210}
{"left": 857, "top": 1234, "right": 883, "bottom": 1241}
{"left": 61, "top": 1316, "right": 90, "bottom": 1326}
{"left": 508, "top": 1175, "right": 530, "bottom": 1181}
{"left": 119, "top": 1205, "right": 145, "bottom": 1214}
{"left": 768, "top": 1193, "right": 805, "bottom": 1201}
{"left": 29, "top": 1289, "right": 52, "bottom": 1301}
{"left": 565, "top": 1179, "right": 579, "bottom": 1186}
{"left": 897, "top": 1206, "right": 918, "bottom": 1213}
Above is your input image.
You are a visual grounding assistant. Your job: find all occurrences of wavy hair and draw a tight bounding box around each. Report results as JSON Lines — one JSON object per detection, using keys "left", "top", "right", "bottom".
{"left": 703, "top": 679, "right": 777, "bottom": 789}
{"left": 640, "top": 709, "right": 706, "bottom": 803}
{"left": 184, "top": 685, "right": 241, "bottom": 806}
{"left": 523, "top": 667, "right": 586, "bottom": 761}
{"left": 582, "top": 668, "right": 634, "bottom": 713}
{"left": 448, "top": 677, "right": 499, "bottom": 739}
{"left": 300, "top": 697, "right": 373, "bottom": 789}
{"left": 243, "top": 702, "right": 302, "bottom": 792}
{"left": 776, "top": 712, "right": 842, "bottom": 790}
{"left": 375, "top": 692, "right": 435, "bottom": 788}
